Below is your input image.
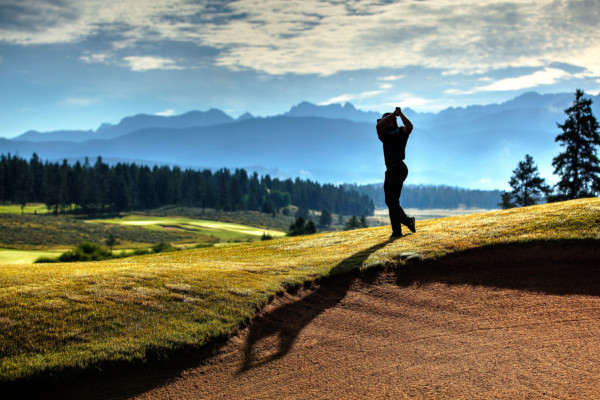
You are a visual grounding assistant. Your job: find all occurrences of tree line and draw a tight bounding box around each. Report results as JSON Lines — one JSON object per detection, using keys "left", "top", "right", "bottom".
{"left": 345, "top": 183, "right": 502, "bottom": 209}
{"left": 502, "top": 89, "right": 600, "bottom": 208}
{"left": 0, "top": 154, "right": 374, "bottom": 216}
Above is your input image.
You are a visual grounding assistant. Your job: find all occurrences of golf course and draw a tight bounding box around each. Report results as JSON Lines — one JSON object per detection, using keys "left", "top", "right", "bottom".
{"left": 1, "top": 198, "right": 599, "bottom": 399}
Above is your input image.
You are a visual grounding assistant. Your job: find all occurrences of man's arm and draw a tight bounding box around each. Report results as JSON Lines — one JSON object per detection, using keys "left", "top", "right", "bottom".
{"left": 397, "top": 108, "right": 413, "bottom": 135}
{"left": 376, "top": 107, "right": 413, "bottom": 138}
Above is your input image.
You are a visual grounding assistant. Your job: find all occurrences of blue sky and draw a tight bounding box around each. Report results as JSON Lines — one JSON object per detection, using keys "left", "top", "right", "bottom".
{"left": 1, "top": 0, "right": 599, "bottom": 138}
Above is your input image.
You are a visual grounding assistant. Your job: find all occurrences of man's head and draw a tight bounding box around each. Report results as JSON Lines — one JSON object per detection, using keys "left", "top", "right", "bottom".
{"left": 378, "top": 112, "right": 398, "bottom": 127}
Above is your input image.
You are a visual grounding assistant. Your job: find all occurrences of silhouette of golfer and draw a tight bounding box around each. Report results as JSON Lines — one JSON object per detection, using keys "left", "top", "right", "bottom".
{"left": 376, "top": 107, "right": 416, "bottom": 238}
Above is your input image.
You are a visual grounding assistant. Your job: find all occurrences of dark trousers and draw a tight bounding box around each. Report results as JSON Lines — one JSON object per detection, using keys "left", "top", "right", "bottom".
{"left": 384, "top": 162, "right": 410, "bottom": 234}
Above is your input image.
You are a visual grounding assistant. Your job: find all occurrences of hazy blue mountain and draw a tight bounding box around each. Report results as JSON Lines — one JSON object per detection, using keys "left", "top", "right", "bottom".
{"left": 14, "top": 109, "right": 234, "bottom": 143}
{"left": 15, "top": 130, "right": 97, "bottom": 142}
{"left": 284, "top": 101, "right": 382, "bottom": 122}
{"left": 3, "top": 91, "right": 599, "bottom": 189}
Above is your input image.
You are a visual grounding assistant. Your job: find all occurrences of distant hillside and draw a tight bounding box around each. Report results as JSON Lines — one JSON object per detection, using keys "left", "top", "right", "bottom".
{"left": 2, "top": 91, "right": 599, "bottom": 189}
{"left": 346, "top": 183, "right": 502, "bottom": 209}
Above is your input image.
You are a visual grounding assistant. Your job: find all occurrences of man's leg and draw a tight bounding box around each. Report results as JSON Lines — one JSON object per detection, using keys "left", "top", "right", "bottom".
{"left": 397, "top": 179, "right": 416, "bottom": 233}
{"left": 396, "top": 162, "right": 416, "bottom": 233}
{"left": 384, "top": 170, "right": 403, "bottom": 236}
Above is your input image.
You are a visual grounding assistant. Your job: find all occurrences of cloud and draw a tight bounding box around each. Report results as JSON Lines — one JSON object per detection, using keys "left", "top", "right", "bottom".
{"left": 123, "top": 56, "right": 184, "bottom": 72}
{"left": 61, "top": 97, "right": 100, "bottom": 107}
{"left": 155, "top": 109, "right": 176, "bottom": 116}
{"left": 377, "top": 75, "right": 406, "bottom": 81}
{"left": 444, "top": 67, "right": 572, "bottom": 95}
{"left": 80, "top": 52, "right": 110, "bottom": 64}
{"left": 319, "top": 90, "right": 384, "bottom": 105}
{"left": 1, "top": 0, "right": 599, "bottom": 80}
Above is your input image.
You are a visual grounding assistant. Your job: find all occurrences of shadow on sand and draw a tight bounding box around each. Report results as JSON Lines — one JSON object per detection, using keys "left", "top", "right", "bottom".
{"left": 237, "top": 239, "right": 395, "bottom": 373}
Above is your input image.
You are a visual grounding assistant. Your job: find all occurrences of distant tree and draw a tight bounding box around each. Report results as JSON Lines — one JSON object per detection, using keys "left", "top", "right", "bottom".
{"left": 288, "top": 217, "right": 317, "bottom": 236}
{"left": 305, "top": 220, "right": 317, "bottom": 234}
{"left": 105, "top": 233, "right": 119, "bottom": 254}
{"left": 506, "top": 154, "right": 550, "bottom": 207}
{"left": 345, "top": 216, "right": 361, "bottom": 230}
{"left": 359, "top": 215, "right": 368, "bottom": 228}
{"left": 261, "top": 195, "right": 276, "bottom": 215}
{"left": 318, "top": 209, "right": 332, "bottom": 228}
{"left": 552, "top": 89, "right": 600, "bottom": 199}
{"left": 499, "top": 191, "right": 516, "bottom": 209}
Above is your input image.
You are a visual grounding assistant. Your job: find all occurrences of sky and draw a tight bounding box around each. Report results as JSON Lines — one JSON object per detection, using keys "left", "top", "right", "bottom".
{"left": 1, "top": 0, "right": 600, "bottom": 138}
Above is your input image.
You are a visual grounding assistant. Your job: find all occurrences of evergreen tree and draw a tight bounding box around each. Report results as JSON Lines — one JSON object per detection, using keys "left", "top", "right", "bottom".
{"left": 288, "top": 217, "right": 317, "bottom": 236}
{"left": 318, "top": 209, "right": 332, "bottom": 228}
{"left": 552, "top": 89, "right": 600, "bottom": 199}
{"left": 305, "top": 220, "right": 317, "bottom": 234}
{"left": 499, "top": 192, "right": 516, "bottom": 209}
{"left": 507, "top": 154, "right": 550, "bottom": 207}
{"left": 345, "top": 216, "right": 361, "bottom": 230}
{"left": 288, "top": 217, "right": 306, "bottom": 236}
{"left": 359, "top": 215, "right": 368, "bottom": 228}
{"left": 261, "top": 195, "right": 276, "bottom": 215}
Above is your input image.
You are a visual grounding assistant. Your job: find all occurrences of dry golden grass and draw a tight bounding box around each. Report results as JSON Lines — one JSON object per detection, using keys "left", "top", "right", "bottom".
{"left": 0, "top": 198, "right": 598, "bottom": 383}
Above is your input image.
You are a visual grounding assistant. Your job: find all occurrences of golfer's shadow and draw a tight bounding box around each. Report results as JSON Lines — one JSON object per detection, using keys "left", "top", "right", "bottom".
{"left": 237, "top": 240, "right": 392, "bottom": 374}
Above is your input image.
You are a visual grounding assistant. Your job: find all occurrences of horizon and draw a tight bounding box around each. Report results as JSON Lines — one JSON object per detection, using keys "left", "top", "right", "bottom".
{"left": 1, "top": 1, "right": 600, "bottom": 138}
{"left": 5, "top": 90, "right": 599, "bottom": 137}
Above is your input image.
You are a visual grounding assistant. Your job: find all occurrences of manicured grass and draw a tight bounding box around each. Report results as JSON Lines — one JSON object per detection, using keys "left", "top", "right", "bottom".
{"left": 87, "top": 215, "right": 286, "bottom": 242}
{"left": 0, "top": 249, "right": 62, "bottom": 264}
{"left": 0, "top": 204, "right": 49, "bottom": 215}
{"left": 0, "top": 199, "right": 598, "bottom": 383}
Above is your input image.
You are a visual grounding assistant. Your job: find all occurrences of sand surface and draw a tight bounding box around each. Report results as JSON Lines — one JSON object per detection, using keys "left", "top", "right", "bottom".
{"left": 13, "top": 240, "right": 600, "bottom": 399}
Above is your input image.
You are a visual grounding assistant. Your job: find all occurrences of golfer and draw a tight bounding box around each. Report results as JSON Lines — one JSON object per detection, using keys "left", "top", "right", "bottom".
{"left": 376, "top": 107, "right": 416, "bottom": 238}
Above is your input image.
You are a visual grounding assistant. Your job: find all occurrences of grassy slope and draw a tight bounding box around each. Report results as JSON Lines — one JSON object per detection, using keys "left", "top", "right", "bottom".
{"left": 0, "top": 199, "right": 598, "bottom": 382}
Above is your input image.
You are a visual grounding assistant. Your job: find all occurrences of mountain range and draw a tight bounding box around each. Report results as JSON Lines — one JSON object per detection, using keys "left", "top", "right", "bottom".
{"left": 2, "top": 91, "right": 599, "bottom": 190}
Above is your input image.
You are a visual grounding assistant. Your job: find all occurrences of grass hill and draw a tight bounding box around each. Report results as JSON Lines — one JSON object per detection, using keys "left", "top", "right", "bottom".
{"left": 0, "top": 198, "right": 598, "bottom": 384}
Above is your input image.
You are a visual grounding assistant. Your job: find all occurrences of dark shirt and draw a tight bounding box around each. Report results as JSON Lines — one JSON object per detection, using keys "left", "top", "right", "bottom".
{"left": 377, "top": 126, "right": 410, "bottom": 168}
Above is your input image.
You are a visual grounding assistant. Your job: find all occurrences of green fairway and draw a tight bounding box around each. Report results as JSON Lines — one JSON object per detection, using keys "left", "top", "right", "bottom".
{"left": 0, "top": 203, "right": 50, "bottom": 215}
{"left": 0, "top": 248, "right": 61, "bottom": 264}
{"left": 87, "top": 215, "right": 286, "bottom": 242}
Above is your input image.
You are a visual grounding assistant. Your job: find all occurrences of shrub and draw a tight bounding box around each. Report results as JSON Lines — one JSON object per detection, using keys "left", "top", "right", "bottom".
{"left": 261, "top": 233, "right": 273, "bottom": 241}
{"left": 58, "top": 242, "right": 113, "bottom": 262}
{"left": 151, "top": 242, "right": 177, "bottom": 253}
{"left": 34, "top": 256, "right": 60, "bottom": 263}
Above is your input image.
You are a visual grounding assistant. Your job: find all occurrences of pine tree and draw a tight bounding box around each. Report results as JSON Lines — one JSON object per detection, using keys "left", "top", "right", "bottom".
{"left": 552, "top": 89, "right": 600, "bottom": 199}
{"left": 345, "top": 216, "right": 361, "bottom": 230}
{"left": 507, "top": 154, "right": 550, "bottom": 207}
{"left": 359, "top": 215, "right": 368, "bottom": 228}
{"left": 318, "top": 209, "right": 332, "bottom": 228}
{"left": 499, "top": 192, "right": 515, "bottom": 209}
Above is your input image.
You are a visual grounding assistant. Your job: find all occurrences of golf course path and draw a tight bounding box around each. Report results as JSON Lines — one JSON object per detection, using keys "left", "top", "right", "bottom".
{"left": 128, "top": 240, "right": 600, "bottom": 399}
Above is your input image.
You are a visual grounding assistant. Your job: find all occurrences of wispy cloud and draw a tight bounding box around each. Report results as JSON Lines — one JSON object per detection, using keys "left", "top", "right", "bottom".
{"left": 444, "top": 67, "right": 572, "bottom": 95}
{"left": 320, "top": 90, "right": 384, "bottom": 105}
{"left": 155, "top": 109, "right": 176, "bottom": 116}
{"left": 123, "top": 56, "right": 184, "bottom": 72}
{"left": 80, "top": 52, "right": 111, "bottom": 64}
{"left": 61, "top": 97, "right": 100, "bottom": 107}
{"left": 377, "top": 75, "right": 406, "bottom": 82}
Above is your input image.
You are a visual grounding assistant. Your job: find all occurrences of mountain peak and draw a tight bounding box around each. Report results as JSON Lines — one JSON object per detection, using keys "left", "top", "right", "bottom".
{"left": 285, "top": 101, "right": 379, "bottom": 123}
